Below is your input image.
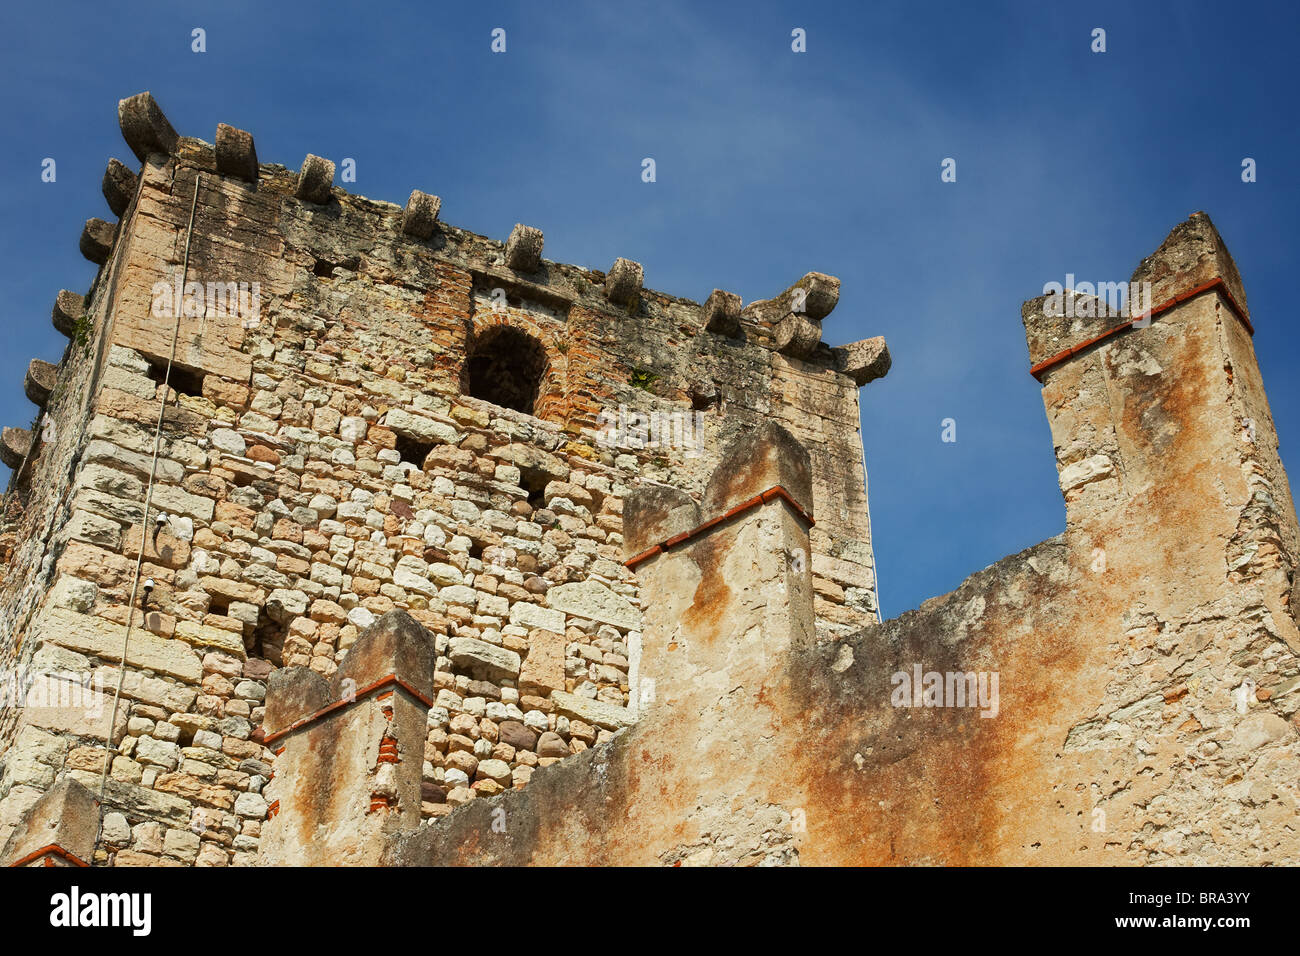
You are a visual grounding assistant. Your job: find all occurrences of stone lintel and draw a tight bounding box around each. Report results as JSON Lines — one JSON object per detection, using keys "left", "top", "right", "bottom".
{"left": 469, "top": 266, "right": 575, "bottom": 313}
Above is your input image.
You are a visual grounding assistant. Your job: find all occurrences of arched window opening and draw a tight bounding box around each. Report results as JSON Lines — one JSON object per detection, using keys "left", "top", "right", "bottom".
{"left": 466, "top": 326, "right": 549, "bottom": 416}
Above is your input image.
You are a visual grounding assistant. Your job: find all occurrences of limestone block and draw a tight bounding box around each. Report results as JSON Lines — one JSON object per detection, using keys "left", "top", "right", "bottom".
{"left": 80, "top": 218, "right": 116, "bottom": 264}
{"left": 702, "top": 289, "right": 742, "bottom": 336}
{"left": 102, "top": 158, "right": 139, "bottom": 217}
{"left": 791, "top": 272, "right": 840, "bottom": 320}
{"left": 1058, "top": 454, "right": 1115, "bottom": 494}
{"left": 497, "top": 443, "right": 569, "bottom": 483}
{"left": 605, "top": 257, "right": 643, "bottom": 307}
{"left": 505, "top": 223, "right": 544, "bottom": 272}
{"left": 174, "top": 620, "right": 247, "bottom": 659}
{"left": 401, "top": 190, "right": 441, "bottom": 239}
{"left": 447, "top": 637, "right": 521, "bottom": 681}
{"left": 744, "top": 272, "right": 841, "bottom": 325}
{"left": 295, "top": 154, "right": 335, "bottom": 204}
{"left": 476, "top": 758, "right": 512, "bottom": 785}
{"left": 547, "top": 581, "right": 639, "bottom": 630}
{"left": 772, "top": 311, "right": 822, "bottom": 358}
{"left": 70, "top": 775, "right": 191, "bottom": 828}
{"left": 23, "top": 359, "right": 57, "bottom": 408}
{"left": 440, "top": 584, "right": 478, "bottom": 607}
{"left": 118, "top": 91, "right": 179, "bottom": 163}
{"left": 150, "top": 484, "right": 215, "bottom": 522}
{"left": 536, "top": 732, "right": 569, "bottom": 757}
{"left": 393, "top": 555, "right": 436, "bottom": 595}
{"left": 384, "top": 408, "right": 458, "bottom": 445}
{"left": 209, "top": 427, "right": 245, "bottom": 456}
{"left": 36, "top": 608, "right": 202, "bottom": 683}
{"left": 519, "top": 628, "right": 565, "bottom": 695}
{"left": 549, "top": 691, "right": 633, "bottom": 730}
{"left": 47, "top": 576, "right": 98, "bottom": 613}
{"left": 20, "top": 674, "right": 125, "bottom": 743}
{"left": 831, "top": 336, "right": 891, "bottom": 386}
{"left": 135, "top": 736, "right": 182, "bottom": 770}
{"left": 52, "top": 290, "right": 85, "bottom": 338}
{"left": 215, "top": 123, "right": 258, "bottom": 183}
{"left": 508, "top": 602, "right": 565, "bottom": 633}
{"left": 91, "top": 666, "right": 196, "bottom": 714}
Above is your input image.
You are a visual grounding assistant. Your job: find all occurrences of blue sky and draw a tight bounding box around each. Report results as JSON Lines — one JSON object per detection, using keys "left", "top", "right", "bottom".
{"left": 1, "top": 1, "right": 1296, "bottom": 618}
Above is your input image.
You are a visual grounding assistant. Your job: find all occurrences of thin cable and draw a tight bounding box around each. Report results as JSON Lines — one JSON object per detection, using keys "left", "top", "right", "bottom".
{"left": 861, "top": 397, "right": 883, "bottom": 625}
{"left": 864, "top": 474, "right": 882, "bottom": 624}
{"left": 93, "top": 172, "right": 202, "bottom": 854}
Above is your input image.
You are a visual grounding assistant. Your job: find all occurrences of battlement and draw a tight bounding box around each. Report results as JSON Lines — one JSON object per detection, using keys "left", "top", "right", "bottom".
{"left": 108, "top": 92, "right": 886, "bottom": 385}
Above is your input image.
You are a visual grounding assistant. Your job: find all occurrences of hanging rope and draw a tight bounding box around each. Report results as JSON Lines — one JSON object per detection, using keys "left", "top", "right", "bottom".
{"left": 93, "top": 171, "right": 203, "bottom": 855}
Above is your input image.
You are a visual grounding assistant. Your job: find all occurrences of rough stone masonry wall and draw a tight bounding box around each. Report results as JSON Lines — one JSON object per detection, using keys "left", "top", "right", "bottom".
{"left": 0, "top": 150, "right": 152, "bottom": 772}
{"left": 0, "top": 95, "right": 887, "bottom": 863}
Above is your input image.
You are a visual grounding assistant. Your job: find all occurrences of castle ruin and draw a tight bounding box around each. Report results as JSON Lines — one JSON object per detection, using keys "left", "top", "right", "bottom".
{"left": 1, "top": 93, "right": 1296, "bottom": 867}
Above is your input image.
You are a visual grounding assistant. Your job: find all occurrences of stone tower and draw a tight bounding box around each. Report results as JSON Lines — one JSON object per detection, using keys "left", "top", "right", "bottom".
{"left": 0, "top": 92, "right": 889, "bottom": 864}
